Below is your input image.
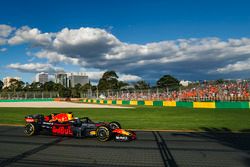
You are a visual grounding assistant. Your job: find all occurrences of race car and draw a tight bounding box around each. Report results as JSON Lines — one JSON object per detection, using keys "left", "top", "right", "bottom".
{"left": 24, "top": 112, "right": 136, "bottom": 142}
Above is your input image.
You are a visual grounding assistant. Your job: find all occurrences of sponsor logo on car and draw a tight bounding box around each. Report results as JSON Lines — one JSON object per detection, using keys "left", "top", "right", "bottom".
{"left": 115, "top": 136, "right": 128, "bottom": 140}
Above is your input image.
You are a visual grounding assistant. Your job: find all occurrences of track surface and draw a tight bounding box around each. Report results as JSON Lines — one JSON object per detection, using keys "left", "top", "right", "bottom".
{"left": 0, "top": 126, "right": 249, "bottom": 167}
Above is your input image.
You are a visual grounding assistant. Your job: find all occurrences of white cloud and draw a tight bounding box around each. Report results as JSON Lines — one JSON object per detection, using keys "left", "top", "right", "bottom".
{"left": 52, "top": 27, "right": 121, "bottom": 62}
{"left": 8, "top": 26, "right": 53, "bottom": 46}
{"left": 118, "top": 73, "right": 142, "bottom": 82}
{"left": 0, "top": 48, "right": 7, "bottom": 52}
{"left": 4, "top": 25, "right": 250, "bottom": 80}
{"left": 54, "top": 27, "right": 120, "bottom": 48}
{"left": 0, "top": 24, "right": 14, "bottom": 37}
{"left": 7, "top": 63, "right": 64, "bottom": 73}
{"left": 0, "top": 38, "right": 6, "bottom": 45}
{"left": 84, "top": 71, "right": 104, "bottom": 80}
{"left": 215, "top": 58, "right": 250, "bottom": 73}
{"left": 35, "top": 50, "right": 83, "bottom": 65}
{"left": 79, "top": 70, "right": 141, "bottom": 82}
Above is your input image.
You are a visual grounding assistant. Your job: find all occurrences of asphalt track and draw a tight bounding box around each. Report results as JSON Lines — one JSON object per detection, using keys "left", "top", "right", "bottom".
{"left": 0, "top": 126, "right": 249, "bottom": 167}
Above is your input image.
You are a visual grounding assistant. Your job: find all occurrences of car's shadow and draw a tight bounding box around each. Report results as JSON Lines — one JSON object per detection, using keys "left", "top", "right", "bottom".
{"left": 173, "top": 127, "right": 250, "bottom": 166}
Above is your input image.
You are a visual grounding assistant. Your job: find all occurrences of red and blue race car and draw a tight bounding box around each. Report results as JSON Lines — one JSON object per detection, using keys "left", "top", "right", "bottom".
{"left": 24, "top": 112, "right": 136, "bottom": 142}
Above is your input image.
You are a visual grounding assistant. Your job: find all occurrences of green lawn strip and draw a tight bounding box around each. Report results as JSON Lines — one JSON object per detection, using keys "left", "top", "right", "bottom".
{"left": 0, "top": 107, "right": 249, "bottom": 132}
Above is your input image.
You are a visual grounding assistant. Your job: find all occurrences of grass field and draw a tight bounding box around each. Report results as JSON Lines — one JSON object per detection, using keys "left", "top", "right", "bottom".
{"left": 0, "top": 106, "right": 249, "bottom": 132}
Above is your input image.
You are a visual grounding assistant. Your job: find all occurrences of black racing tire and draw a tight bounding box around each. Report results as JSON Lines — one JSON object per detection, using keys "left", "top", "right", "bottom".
{"left": 96, "top": 125, "right": 111, "bottom": 142}
{"left": 24, "top": 123, "right": 36, "bottom": 136}
{"left": 109, "top": 121, "right": 121, "bottom": 130}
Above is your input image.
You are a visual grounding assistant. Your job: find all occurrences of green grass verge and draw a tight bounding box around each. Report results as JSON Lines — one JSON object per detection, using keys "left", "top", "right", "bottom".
{"left": 0, "top": 107, "right": 249, "bottom": 132}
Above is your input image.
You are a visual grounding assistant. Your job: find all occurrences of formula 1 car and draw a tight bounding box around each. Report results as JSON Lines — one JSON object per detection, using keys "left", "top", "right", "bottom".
{"left": 24, "top": 112, "right": 136, "bottom": 142}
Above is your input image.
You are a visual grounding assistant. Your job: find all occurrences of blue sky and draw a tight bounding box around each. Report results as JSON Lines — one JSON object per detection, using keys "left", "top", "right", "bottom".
{"left": 1, "top": 0, "right": 250, "bottom": 84}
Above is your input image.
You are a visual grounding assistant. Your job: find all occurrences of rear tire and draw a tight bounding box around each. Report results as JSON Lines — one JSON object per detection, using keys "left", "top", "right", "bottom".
{"left": 96, "top": 125, "right": 111, "bottom": 142}
{"left": 24, "top": 123, "right": 36, "bottom": 136}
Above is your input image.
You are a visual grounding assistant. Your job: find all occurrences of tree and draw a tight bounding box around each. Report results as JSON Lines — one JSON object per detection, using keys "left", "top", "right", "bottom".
{"left": 71, "top": 83, "right": 82, "bottom": 97}
{"left": 15, "top": 81, "right": 25, "bottom": 91}
{"left": 157, "top": 75, "right": 180, "bottom": 91}
{"left": 118, "top": 81, "right": 129, "bottom": 89}
{"left": 80, "top": 83, "right": 92, "bottom": 92}
{"left": 0, "top": 80, "right": 3, "bottom": 90}
{"left": 91, "top": 85, "right": 97, "bottom": 92}
{"left": 51, "top": 83, "right": 70, "bottom": 97}
{"left": 43, "top": 81, "right": 56, "bottom": 91}
{"left": 216, "top": 79, "right": 224, "bottom": 84}
{"left": 102, "top": 71, "right": 118, "bottom": 80}
{"left": 98, "top": 71, "right": 119, "bottom": 91}
{"left": 74, "top": 83, "right": 82, "bottom": 90}
{"left": 134, "top": 80, "right": 150, "bottom": 90}
{"left": 23, "top": 82, "right": 30, "bottom": 92}
{"left": 60, "top": 87, "right": 71, "bottom": 98}
{"left": 79, "top": 83, "right": 93, "bottom": 98}
{"left": 98, "top": 78, "right": 108, "bottom": 91}
{"left": 29, "top": 82, "right": 43, "bottom": 91}
{"left": 53, "top": 83, "right": 64, "bottom": 91}
{"left": 8, "top": 79, "right": 24, "bottom": 93}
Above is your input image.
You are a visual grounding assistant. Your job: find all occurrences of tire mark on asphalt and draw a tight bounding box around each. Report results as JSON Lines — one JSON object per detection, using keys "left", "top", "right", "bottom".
{"left": 153, "top": 131, "right": 178, "bottom": 167}
{"left": 0, "top": 137, "right": 64, "bottom": 167}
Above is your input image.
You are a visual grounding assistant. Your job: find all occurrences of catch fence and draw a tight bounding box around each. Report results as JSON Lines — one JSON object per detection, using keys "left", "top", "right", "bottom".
{"left": 81, "top": 88, "right": 250, "bottom": 102}
{"left": 0, "top": 91, "right": 59, "bottom": 99}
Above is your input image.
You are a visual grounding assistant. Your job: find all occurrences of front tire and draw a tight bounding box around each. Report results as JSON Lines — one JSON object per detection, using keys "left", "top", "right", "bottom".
{"left": 24, "top": 123, "right": 36, "bottom": 136}
{"left": 96, "top": 126, "right": 111, "bottom": 142}
{"left": 109, "top": 121, "right": 121, "bottom": 130}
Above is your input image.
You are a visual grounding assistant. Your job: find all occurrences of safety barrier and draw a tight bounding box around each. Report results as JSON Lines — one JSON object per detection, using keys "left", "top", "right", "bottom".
{"left": 1, "top": 98, "right": 248, "bottom": 109}
{"left": 80, "top": 99, "right": 250, "bottom": 109}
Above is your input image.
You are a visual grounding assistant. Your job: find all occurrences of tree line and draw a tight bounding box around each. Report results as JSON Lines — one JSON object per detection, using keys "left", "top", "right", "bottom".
{"left": 0, "top": 71, "right": 180, "bottom": 97}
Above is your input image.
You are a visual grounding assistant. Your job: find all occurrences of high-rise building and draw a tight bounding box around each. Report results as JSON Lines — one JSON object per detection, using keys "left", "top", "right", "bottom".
{"left": 35, "top": 72, "right": 48, "bottom": 84}
{"left": 68, "top": 73, "right": 89, "bottom": 87}
{"left": 55, "top": 72, "right": 89, "bottom": 88}
{"left": 3, "top": 77, "right": 21, "bottom": 88}
{"left": 55, "top": 73, "right": 68, "bottom": 87}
